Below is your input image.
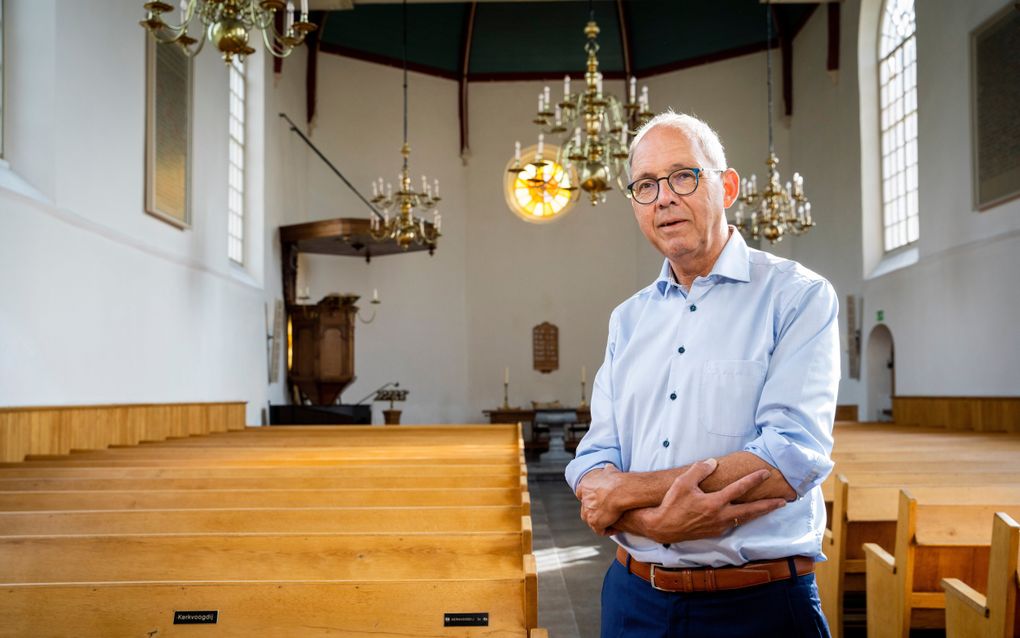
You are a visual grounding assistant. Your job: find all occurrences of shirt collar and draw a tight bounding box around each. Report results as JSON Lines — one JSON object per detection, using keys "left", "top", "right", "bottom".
{"left": 653, "top": 226, "right": 751, "bottom": 297}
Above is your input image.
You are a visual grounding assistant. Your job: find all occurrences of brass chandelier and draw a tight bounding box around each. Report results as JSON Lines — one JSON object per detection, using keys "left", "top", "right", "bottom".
{"left": 368, "top": 0, "right": 441, "bottom": 252}
{"left": 734, "top": 3, "right": 814, "bottom": 243}
{"left": 140, "top": 0, "right": 316, "bottom": 64}
{"left": 514, "top": 5, "right": 653, "bottom": 207}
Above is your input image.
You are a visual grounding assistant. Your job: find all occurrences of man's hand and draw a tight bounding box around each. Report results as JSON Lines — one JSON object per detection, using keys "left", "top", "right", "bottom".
{"left": 576, "top": 465, "right": 625, "bottom": 535}
{"left": 612, "top": 458, "right": 787, "bottom": 544}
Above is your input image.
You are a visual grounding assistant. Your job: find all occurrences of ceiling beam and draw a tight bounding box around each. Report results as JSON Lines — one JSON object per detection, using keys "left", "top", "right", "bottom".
{"left": 459, "top": 2, "right": 478, "bottom": 160}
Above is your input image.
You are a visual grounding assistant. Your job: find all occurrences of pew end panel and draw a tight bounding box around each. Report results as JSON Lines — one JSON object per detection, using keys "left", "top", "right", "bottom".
{"left": 942, "top": 512, "right": 1020, "bottom": 638}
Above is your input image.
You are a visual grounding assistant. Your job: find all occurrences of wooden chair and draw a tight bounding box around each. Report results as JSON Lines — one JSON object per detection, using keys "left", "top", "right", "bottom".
{"left": 942, "top": 513, "right": 1019, "bottom": 638}
{"left": 862, "top": 490, "right": 1020, "bottom": 638}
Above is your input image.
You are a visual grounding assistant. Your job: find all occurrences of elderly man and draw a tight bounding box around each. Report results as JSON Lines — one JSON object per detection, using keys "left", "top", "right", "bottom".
{"left": 566, "top": 111, "right": 838, "bottom": 637}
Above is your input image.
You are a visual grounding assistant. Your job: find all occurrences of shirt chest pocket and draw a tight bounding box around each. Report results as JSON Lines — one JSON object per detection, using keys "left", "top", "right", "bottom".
{"left": 699, "top": 360, "right": 766, "bottom": 437}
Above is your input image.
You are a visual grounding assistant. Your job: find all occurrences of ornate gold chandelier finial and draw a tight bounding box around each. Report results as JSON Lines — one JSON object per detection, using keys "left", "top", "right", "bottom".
{"left": 140, "top": 0, "right": 317, "bottom": 64}
{"left": 734, "top": 2, "right": 815, "bottom": 243}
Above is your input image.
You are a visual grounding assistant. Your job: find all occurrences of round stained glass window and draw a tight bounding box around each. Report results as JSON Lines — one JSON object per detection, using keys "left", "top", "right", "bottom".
{"left": 503, "top": 145, "right": 578, "bottom": 224}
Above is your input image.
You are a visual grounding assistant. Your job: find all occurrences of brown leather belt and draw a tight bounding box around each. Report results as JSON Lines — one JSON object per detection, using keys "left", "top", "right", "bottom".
{"left": 616, "top": 546, "right": 814, "bottom": 593}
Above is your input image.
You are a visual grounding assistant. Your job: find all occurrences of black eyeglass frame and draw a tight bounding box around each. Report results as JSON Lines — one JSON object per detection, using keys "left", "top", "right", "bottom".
{"left": 626, "top": 167, "right": 727, "bottom": 204}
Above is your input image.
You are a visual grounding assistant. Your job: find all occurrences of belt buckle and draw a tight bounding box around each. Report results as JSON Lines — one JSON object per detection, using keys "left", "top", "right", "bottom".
{"left": 649, "top": 565, "right": 689, "bottom": 593}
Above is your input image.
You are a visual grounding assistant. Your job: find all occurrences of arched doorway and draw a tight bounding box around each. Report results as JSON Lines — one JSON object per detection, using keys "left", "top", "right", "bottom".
{"left": 866, "top": 324, "right": 895, "bottom": 421}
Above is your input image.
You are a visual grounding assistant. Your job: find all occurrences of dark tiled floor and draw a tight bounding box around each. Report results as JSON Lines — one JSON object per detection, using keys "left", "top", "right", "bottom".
{"left": 529, "top": 471, "right": 617, "bottom": 638}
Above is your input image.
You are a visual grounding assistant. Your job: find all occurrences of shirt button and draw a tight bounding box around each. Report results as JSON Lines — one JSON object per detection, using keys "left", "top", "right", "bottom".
{"left": 689, "top": 304, "right": 697, "bottom": 312}
{"left": 669, "top": 392, "right": 677, "bottom": 401}
{"left": 662, "top": 440, "right": 670, "bottom": 448}
{"left": 677, "top": 346, "right": 686, "bottom": 354}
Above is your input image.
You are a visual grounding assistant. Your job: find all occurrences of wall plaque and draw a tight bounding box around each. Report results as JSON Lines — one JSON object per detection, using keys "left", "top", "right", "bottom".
{"left": 971, "top": 5, "right": 1020, "bottom": 210}
{"left": 532, "top": 322, "right": 559, "bottom": 374}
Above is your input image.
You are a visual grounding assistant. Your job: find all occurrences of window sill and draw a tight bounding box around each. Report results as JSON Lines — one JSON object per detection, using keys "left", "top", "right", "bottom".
{"left": 866, "top": 245, "right": 919, "bottom": 280}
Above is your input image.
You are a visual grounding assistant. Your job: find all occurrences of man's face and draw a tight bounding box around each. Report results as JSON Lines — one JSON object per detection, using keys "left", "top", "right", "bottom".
{"left": 629, "top": 126, "right": 736, "bottom": 265}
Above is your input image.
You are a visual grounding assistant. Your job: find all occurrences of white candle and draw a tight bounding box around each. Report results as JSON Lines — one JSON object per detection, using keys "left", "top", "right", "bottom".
{"left": 372, "top": 288, "right": 379, "bottom": 302}
{"left": 574, "top": 127, "right": 582, "bottom": 148}
{"left": 433, "top": 211, "right": 441, "bottom": 232}
{"left": 514, "top": 141, "right": 521, "bottom": 162}
{"left": 543, "top": 85, "right": 550, "bottom": 109}
{"left": 554, "top": 105, "right": 562, "bottom": 126}
{"left": 372, "top": 181, "right": 378, "bottom": 197}
{"left": 537, "top": 93, "right": 543, "bottom": 112}
{"left": 596, "top": 74, "right": 603, "bottom": 95}
{"left": 285, "top": 1, "right": 295, "bottom": 32}
{"left": 504, "top": 367, "right": 509, "bottom": 384}
{"left": 537, "top": 133, "right": 544, "bottom": 157}
{"left": 581, "top": 366, "right": 587, "bottom": 383}
{"left": 629, "top": 76, "right": 636, "bottom": 103}
{"left": 433, "top": 179, "right": 439, "bottom": 197}
{"left": 422, "top": 175, "right": 428, "bottom": 193}
{"left": 386, "top": 183, "right": 392, "bottom": 198}
{"left": 564, "top": 75, "right": 570, "bottom": 98}
{"left": 300, "top": 0, "right": 308, "bottom": 16}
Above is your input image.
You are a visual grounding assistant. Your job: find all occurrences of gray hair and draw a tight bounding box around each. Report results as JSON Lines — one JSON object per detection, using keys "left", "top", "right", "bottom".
{"left": 627, "top": 110, "right": 728, "bottom": 176}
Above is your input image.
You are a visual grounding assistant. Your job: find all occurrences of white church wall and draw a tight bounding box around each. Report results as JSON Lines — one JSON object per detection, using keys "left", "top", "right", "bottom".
{"left": 785, "top": 0, "right": 1020, "bottom": 415}
{"left": 287, "top": 55, "right": 472, "bottom": 423}
{"left": 0, "top": 0, "right": 298, "bottom": 424}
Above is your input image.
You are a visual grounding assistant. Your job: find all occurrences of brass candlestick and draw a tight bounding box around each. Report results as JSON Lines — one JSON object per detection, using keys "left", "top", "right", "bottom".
{"left": 502, "top": 382, "right": 510, "bottom": 410}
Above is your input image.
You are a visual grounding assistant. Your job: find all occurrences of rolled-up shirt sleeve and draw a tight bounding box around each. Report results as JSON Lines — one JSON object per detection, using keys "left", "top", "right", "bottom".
{"left": 744, "top": 278, "right": 840, "bottom": 497}
{"left": 565, "top": 312, "right": 623, "bottom": 493}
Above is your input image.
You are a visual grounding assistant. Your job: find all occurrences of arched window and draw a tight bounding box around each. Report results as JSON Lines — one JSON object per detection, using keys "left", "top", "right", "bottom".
{"left": 878, "top": 0, "right": 918, "bottom": 252}
{"left": 227, "top": 57, "right": 245, "bottom": 264}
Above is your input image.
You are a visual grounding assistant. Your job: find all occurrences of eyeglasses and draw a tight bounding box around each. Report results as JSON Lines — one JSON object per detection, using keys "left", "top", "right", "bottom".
{"left": 626, "top": 167, "right": 725, "bottom": 205}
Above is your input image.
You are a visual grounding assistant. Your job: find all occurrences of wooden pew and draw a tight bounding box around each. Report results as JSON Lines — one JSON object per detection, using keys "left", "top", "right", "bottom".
{"left": 0, "top": 487, "right": 531, "bottom": 512}
{"left": 0, "top": 423, "right": 545, "bottom": 636}
{"left": 818, "top": 477, "right": 1020, "bottom": 638}
{"left": 862, "top": 490, "right": 1020, "bottom": 638}
{"left": 0, "top": 506, "right": 531, "bottom": 536}
{"left": 941, "top": 513, "right": 1020, "bottom": 638}
{"left": 0, "top": 579, "right": 542, "bottom": 637}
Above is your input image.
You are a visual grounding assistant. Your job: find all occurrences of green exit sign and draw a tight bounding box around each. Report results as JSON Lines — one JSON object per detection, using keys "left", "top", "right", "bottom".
{"left": 876, "top": 310, "right": 885, "bottom": 322}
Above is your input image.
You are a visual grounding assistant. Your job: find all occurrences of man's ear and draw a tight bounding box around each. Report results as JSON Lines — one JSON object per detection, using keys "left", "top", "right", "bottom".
{"left": 721, "top": 168, "right": 740, "bottom": 208}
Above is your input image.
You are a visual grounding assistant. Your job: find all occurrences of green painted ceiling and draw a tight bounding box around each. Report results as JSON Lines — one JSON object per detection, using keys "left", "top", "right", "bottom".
{"left": 317, "top": 1, "right": 817, "bottom": 79}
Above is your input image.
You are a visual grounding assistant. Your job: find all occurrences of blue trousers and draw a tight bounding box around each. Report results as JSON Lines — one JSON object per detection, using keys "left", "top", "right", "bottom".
{"left": 600, "top": 558, "right": 831, "bottom": 638}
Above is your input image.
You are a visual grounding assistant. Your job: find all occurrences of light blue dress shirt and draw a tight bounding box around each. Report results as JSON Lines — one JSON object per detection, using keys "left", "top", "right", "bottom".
{"left": 566, "top": 228, "right": 840, "bottom": 568}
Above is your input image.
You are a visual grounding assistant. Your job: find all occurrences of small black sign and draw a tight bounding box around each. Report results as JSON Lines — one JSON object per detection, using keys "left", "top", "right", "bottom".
{"left": 173, "top": 610, "right": 218, "bottom": 625}
{"left": 443, "top": 612, "right": 489, "bottom": 627}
